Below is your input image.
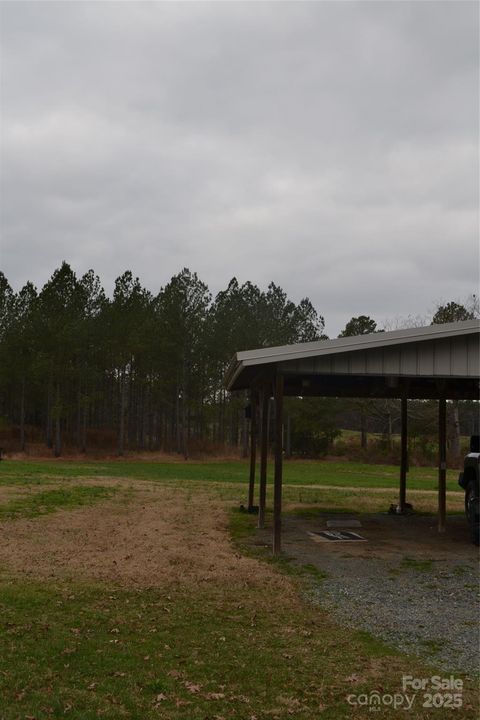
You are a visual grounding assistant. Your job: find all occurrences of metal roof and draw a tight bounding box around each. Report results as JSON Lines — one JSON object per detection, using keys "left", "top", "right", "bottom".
{"left": 224, "top": 319, "right": 480, "bottom": 400}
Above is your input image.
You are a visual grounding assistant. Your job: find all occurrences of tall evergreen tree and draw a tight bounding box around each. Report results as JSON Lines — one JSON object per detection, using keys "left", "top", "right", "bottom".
{"left": 105, "top": 271, "right": 152, "bottom": 455}
{"left": 37, "top": 262, "right": 84, "bottom": 456}
{"left": 8, "top": 283, "right": 38, "bottom": 450}
{"left": 158, "top": 269, "right": 211, "bottom": 458}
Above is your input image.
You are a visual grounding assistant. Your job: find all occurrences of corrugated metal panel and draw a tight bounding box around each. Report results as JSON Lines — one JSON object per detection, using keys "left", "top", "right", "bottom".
{"left": 467, "top": 333, "right": 480, "bottom": 376}
{"left": 399, "top": 346, "right": 417, "bottom": 375}
{"left": 265, "top": 332, "right": 480, "bottom": 380}
{"left": 365, "top": 350, "right": 384, "bottom": 374}
{"left": 314, "top": 356, "right": 332, "bottom": 373}
{"left": 350, "top": 351, "right": 367, "bottom": 374}
{"left": 417, "top": 340, "right": 435, "bottom": 376}
{"left": 433, "top": 339, "right": 451, "bottom": 376}
{"left": 300, "top": 358, "right": 316, "bottom": 374}
{"left": 332, "top": 354, "right": 350, "bottom": 374}
{"left": 225, "top": 320, "right": 480, "bottom": 390}
{"left": 452, "top": 336, "right": 468, "bottom": 376}
{"left": 384, "top": 347, "right": 401, "bottom": 375}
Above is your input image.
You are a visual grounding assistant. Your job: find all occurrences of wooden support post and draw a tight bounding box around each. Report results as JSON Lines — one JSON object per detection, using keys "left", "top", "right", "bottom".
{"left": 247, "top": 391, "right": 257, "bottom": 511}
{"left": 438, "top": 397, "right": 447, "bottom": 533}
{"left": 399, "top": 395, "right": 408, "bottom": 512}
{"left": 258, "top": 388, "right": 269, "bottom": 529}
{"left": 273, "top": 373, "right": 284, "bottom": 555}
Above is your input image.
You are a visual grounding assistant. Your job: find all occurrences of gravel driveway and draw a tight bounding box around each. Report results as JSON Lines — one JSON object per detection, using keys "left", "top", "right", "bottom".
{"left": 257, "top": 512, "right": 479, "bottom": 674}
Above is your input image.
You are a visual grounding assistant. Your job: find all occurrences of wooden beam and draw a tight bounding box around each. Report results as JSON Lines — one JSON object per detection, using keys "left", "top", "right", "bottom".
{"left": 247, "top": 391, "right": 257, "bottom": 511}
{"left": 258, "top": 387, "right": 269, "bottom": 529}
{"left": 438, "top": 397, "right": 447, "bottom": 533}
{"left": 273, "top": 373, "right": 284, "bottom": 555}
{"left": 279, "top": 375, "right": 479, "bottom": 401}
{"left": 399, "top": 395, "right": 408, "bottom": 512}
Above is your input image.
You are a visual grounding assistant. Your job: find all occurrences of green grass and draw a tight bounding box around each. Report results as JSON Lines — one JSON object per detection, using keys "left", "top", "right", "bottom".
{"left": 2, "top": 575, "right": 473, "bottom": 720}
{"left": 0, "top": 458, "right": 477, "bottom": 719}
{"left": 418, "top": 638, "right": 445, "bottom": 656}
{"left": 229, "top": 506, "right": 258, "bottom": 545}
{"left": 299, "top": 563, "right": 329, "bottom": 582}
{"left": 1, "top": 458, "right": 466, "bottom": 520}
{"left": 0, "top": 580, "right": 475, "bottom": 720}
{"left": 229, "top": 510, "right": 330, "bottom": 582}
{"left": 0, "top": 486, "right": 115, "bottom": 520}
{"left": 399, "top": 556, "right": 435, "bottom": 572}
{"left": 0, "top": 457, "right": 463, "bottom": 491}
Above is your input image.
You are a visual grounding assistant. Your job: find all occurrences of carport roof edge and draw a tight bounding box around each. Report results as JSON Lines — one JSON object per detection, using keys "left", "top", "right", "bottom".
{"left": 224, "top": 319, "right": 480, "bottom": 391}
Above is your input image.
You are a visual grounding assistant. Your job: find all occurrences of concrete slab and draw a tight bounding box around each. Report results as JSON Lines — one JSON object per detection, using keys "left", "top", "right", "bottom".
{"left": 326, "top": 519, "right": 362, "bottom": 528}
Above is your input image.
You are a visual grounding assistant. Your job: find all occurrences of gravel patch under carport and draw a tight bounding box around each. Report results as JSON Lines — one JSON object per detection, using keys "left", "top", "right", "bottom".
{"left": 254, "top": 512, "right": 479, "bottom": 674}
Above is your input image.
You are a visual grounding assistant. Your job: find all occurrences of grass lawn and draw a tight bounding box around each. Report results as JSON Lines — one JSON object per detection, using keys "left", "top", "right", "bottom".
{"left": 0, "top": 457, "right": 466, "bottom": 516}
{"left": 4, "top": 574, "right": 465, "bottom": 720}
{"left": 0, "top": 457, "right": 463, "bottom": 491}
{"left": 0, "top": 458, "right": 476, "bottom": 719}
{"left": 0, "top": 486, "right": 115, "bottom": 520}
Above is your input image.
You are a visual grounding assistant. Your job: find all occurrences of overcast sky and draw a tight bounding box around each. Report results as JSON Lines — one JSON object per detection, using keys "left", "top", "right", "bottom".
{"left": 1, "top": 1, "right": 478, "bottom": 336}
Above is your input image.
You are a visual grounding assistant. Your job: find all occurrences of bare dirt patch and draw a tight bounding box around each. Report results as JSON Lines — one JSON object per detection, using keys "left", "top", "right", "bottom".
{"left": 0, "top": 480, "right": 290, "bottom": 595}
{"left": 277, "top": 510, "right": 478, "bottom": 563}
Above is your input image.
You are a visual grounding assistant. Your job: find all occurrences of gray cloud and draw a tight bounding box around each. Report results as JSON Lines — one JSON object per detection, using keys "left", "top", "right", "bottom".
{"left": 1, "top": 0, "right": 478, "bottom": 336}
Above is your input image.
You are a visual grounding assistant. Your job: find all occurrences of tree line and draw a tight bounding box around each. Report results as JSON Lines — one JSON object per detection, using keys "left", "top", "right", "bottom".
{"left": 0, "top": 263, "right": 477, "bottom": 459}
{"left": 0, "top": 263, "right": 324, "bottom": 457}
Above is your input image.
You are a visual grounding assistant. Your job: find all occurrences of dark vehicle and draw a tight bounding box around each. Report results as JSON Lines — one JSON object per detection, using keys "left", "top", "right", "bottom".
{"left": 458, "top": 435, "right": 480, "bottom": 545}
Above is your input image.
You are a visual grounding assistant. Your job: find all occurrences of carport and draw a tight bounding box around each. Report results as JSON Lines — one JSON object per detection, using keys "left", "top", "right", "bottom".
{"left": 224, "top": 319, "right": 480, "bottom": 554}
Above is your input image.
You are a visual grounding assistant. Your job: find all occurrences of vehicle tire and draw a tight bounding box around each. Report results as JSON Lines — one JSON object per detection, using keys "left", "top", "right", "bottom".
{"left": 465, "top": 480, "right": 480, "bottom": 546}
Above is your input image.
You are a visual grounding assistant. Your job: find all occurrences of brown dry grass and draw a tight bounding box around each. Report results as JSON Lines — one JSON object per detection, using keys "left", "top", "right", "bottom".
{"left": 0, "top": 486, "right": 36, "bottom": 503}
{"left": 284, "top": 487, "right": 465, "bottom": 515}
{"left": 6, "top": 447, "right": 185, "bottom": 462}
{"left": 0, "top": 480, "right": 293, "bottom": 597}
{"left": 5, "top": 444, "right": 244, "bottom": 462}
